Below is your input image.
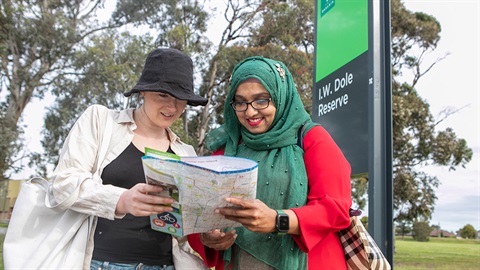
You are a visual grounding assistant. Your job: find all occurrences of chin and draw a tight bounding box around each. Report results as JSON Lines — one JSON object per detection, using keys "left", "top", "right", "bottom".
{"left": 245, "top": 127, "right": 268, "bottom": 134}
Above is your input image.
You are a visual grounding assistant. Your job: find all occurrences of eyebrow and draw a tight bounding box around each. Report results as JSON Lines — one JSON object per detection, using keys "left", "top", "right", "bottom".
{"left": 234, "top": 93, "right": 271, "bottom": 100}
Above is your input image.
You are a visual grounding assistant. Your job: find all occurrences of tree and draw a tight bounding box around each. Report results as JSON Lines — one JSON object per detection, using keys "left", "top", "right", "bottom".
{"left": 248, "top": 0, "right": 315, "bottom": 109}
{"left": 396, "top": 221, "right": 412, "bottom": 239}
{"left": 192, "top": 0, "right": 317, "bottom": 155}
{"left": 32, "top": 31, "right": 153, "bottom": 176}
{"left": 192, "top": 0, "right": 275, "bottom": 154}
{"left": 412, "top": 221, "right": 431, "bottom": 242}
{"left": 458, "top": 224, "right": 477, "bottom": 239}
{"left": 390, "top": 0, "right": 472, "bottom": 225}
{"left": 37, "top": 0, "right": 213, "bottom": 170}
{"left": 0, "top": 0, "right": 144, "bottom": 180}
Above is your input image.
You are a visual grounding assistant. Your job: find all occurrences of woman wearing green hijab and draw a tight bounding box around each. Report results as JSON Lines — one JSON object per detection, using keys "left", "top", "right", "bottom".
{"left": 188, "top": 56, "right": 352, "bottom": 269}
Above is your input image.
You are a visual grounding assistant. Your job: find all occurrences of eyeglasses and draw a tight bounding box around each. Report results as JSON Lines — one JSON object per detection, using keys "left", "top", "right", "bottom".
{"left": 230, "top": 98, "right": 272, "bottom": 112}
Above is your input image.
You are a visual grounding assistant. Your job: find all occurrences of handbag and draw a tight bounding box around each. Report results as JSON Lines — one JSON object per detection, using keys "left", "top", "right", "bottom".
{"left": 3, "top": 110, "right": 113, "bottom": 270}
{"left": 3, "top": 177, "right": 93, "bottom": 269}
{"left": 338, "top": 209, "right": 391, "bottom": 270}
{"left": 172, "top": 237, "right": 210, "bottom": 270}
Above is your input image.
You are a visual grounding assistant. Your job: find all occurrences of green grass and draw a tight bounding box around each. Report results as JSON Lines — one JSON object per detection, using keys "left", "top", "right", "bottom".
{"left": 0, "top": 234, "right": 4, "bottom": 270}
{"left": 0, "top": 222, "right": 6, "bottom": 270}
{"left": 394, "top": 236, "right": 480, "bottom": 270}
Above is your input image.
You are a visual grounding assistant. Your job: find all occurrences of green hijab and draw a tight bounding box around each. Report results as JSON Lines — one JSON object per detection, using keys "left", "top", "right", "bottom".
{"left": 206, "top": 56, "right": 312, "bottom": 270}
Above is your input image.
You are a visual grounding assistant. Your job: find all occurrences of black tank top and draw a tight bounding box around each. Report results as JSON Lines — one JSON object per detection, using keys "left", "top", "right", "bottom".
{"left": 92, "top": 143, "right": 174, "bottom": 265}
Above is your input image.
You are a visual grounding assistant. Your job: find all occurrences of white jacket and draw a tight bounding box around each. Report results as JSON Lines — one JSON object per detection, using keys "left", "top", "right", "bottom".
{"left": 51, "top": 104, "right": 198, "bottom": 269}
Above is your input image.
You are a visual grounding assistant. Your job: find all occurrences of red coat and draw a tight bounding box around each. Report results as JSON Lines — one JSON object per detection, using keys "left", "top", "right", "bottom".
{"left": 188, "top": 126, "right": 352, "bottom": 269}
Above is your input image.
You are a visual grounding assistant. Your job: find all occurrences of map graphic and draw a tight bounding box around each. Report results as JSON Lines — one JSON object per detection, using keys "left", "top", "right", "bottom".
{"left": 142, "top": 154, "right": 258, "bottom": 237}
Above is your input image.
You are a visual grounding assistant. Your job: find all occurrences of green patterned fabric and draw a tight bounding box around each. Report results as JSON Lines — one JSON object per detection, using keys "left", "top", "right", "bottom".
{"left": 205, "top": 56, "right": 312, "bottom": 270}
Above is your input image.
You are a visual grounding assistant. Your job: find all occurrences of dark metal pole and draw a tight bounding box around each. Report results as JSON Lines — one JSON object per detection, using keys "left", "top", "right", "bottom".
{"left": 368, "top": 0, "right": 394, "bottom": 266}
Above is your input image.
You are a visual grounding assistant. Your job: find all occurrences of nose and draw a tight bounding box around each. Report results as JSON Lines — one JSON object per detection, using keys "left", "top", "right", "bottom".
{"left": 165, "top": 96, "right": 179, "bottom": 111}
{"left": 244, "top": 103, "right": 258, "bottom": 116}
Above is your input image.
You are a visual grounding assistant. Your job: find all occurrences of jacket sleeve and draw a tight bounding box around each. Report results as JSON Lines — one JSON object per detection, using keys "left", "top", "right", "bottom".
{"left": 51, "top": 105, "right": 125, "bottom": 220}
{"left": 291, "top": 125, "right": 352, "bottom": 252}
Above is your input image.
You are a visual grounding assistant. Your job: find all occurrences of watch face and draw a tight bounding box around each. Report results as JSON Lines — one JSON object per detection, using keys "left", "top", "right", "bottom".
{"left": 278, "top": 215, "right": 289, "bottom": 232}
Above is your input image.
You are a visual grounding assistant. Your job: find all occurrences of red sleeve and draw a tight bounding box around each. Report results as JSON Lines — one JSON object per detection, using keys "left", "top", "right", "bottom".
{"left": 187, "top": 234, "right": 224, "bottom": 270}
{"left": 291, "top": 125, "right": 352, "bottom": 252}
{"left": 212, "top": 149, "right": 225, "bottom": 156}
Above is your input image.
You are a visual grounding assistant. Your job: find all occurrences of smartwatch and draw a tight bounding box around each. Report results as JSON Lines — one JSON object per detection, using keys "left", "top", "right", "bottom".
{"left": 275, "top": 210, "right": 289, "bottom": 235}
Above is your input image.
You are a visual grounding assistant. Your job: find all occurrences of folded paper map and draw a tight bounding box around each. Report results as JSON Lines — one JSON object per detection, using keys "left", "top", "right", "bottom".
{"left": 142, "top": 149, "right": 258, "bottom": 237}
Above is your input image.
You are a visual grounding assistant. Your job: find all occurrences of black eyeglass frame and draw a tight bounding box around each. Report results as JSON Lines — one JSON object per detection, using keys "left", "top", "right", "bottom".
{"left": 230, "top": 98, "right": 272, "bottom": 112}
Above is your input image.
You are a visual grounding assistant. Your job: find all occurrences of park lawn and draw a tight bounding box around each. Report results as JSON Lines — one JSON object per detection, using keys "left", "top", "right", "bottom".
{"left": 0, "top": 234, "right": 4, "bottom": 270}
{"left": 394, "top": 236, "right": 480, "bottom": 270}
{"left": 0, "top": 223, "right": 5, "bottom": 269}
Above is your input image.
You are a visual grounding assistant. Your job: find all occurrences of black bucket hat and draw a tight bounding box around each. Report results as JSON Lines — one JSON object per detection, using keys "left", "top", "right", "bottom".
{"left": 124, "top": 48, "right": 208, "bottom": 106}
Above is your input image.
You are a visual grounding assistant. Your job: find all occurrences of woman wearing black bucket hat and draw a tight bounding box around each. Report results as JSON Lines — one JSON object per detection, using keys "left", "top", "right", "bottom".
{"left": 49, "top": 48, "right": 208, "bottom": 270}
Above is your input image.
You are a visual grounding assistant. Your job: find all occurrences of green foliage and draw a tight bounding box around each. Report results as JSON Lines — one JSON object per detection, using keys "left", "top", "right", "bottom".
{"left": 360, "top": 216, "right": 368, "bottom": 230}
{"left": 250, "top": 0, "right": 314, "bottom": 51}
{"left": 459, "top": 224, "right": 477, "bottom": 239}
{"left": 0, "top": 0, "right": 135, "bottom": 179}
{"left": 0, "top": 117, "right": 23, "bottom": 179}
{"left": 31, "top": 32, "right": 154, "bottom": 176}
{"left": 351, "top": 176, "right": 368, "bottom": 210}
{"left": 394, "top": 170, "right": 439, "bottom": 223}
{"left": 396, "top": 221, "right": 412, "bottom": 239}
{"left": 248, "top": 0, "right": 314, "bottom": 112}
{"left": 109, "top": 0, "right": 212, "bottom": 152}
{"left": 390, "top": 0, "right": 472, "bottom": 223}
{"left": 412, "top": 221, "right": 431, "bottom": 242}
{"left": 391, "top": 0, "right": 441, "bottom": 75}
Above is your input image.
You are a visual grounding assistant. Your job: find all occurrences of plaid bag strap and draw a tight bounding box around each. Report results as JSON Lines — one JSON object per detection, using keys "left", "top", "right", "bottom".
{"left": 339, "top": 209, "right": 391, "bottom": 270}
{"left": 339, "top": 211, "right": 370, "bottom": 270}
{"left": 357, "top": 220, "right": 391, "bottom": 270}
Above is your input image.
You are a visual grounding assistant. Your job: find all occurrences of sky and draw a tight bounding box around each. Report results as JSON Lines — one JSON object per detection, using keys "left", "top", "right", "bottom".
{"left": 12, "top": 0, "right": 480, "bottom": 233}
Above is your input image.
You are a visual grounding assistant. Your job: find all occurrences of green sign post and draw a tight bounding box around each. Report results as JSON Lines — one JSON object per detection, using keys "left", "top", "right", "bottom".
{"left": 313, "top": 0, "right": 393, "bottom": 264}
{"left": 313, "top": 0, "right": 369, "bottom": 175}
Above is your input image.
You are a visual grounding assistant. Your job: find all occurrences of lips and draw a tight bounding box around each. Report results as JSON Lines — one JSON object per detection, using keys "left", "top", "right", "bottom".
{"left": 247, "top": 118, "right": 263, "bottom": 126}
{"left": 161, "top": 112, "right": 174, "bottom": 118}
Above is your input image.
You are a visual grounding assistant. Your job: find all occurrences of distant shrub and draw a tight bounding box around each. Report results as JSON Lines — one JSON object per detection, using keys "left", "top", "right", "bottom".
{"left": 459, "top": 224, "right": 477, "bottom": 239}
{"left": 412, "top": 221, "right": 431, "bottom": 242}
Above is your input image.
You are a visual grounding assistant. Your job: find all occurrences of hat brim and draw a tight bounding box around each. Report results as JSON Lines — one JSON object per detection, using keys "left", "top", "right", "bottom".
{"left": 124, "top": 84, "right": 208, "bottom": 106}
